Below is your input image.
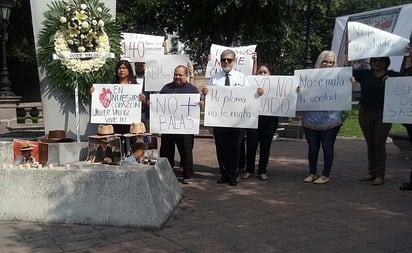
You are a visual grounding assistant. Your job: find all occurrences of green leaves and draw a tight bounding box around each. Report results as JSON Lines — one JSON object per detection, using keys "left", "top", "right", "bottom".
{"left": 37, "top": 0, "right": 122, "bottom": 104}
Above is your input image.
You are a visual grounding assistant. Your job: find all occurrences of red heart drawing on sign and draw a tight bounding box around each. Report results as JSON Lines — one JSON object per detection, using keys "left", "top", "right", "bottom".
{"left": 99, "top": 88, "right": 112, "bottom": 108}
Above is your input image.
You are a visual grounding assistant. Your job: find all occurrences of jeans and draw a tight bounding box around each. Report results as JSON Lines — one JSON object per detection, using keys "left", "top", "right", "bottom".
{"left": 303, "top": 125, "right": 341, "bottom": 177}
{"left": 358, "top": 107, "right": 391, "bottom": 177}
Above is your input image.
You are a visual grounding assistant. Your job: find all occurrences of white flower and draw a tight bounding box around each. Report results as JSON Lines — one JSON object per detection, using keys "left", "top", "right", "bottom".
{"left": 51, "top": 2, "right": 111, "bottom": 74}
{"left": 81, "top": 21, "right": 89, "bottom": 29}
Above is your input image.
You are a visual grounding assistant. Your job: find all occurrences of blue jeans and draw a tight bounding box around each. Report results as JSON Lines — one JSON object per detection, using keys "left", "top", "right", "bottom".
{"left": 303, "top": 125, "right": 341, "bottom": 177}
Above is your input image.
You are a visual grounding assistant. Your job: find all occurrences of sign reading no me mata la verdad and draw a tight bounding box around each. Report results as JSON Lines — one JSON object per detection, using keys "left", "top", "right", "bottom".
{"left": 295, "top": 67, "right": 352, "bottom": 111}
{"left": 149, "top": 93, "right": 200, "bottom": 134}
{"left": 383, "top": 76, "right": 412, "bottom": 123}
{"left": 91, "top": 84, "right": 142, "bottom": 124}
{"left": 204, "top": 86, "right": 259, "bottom": 129}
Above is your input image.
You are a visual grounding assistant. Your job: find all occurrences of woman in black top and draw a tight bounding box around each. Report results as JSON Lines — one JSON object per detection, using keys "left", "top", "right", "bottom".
{"left": 354, "top": 57, "right": 402, "bottom": 185}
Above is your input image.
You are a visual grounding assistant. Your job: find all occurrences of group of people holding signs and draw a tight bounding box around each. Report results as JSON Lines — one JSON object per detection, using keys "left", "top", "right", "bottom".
{"left": 91, "top": 22, "right": 412, "bottom": 189}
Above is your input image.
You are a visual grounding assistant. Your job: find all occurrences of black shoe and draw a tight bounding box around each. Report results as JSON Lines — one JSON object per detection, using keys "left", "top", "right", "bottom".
{"left": 400, "top": 183, "right": 412, "bottom": 191}
{"left": 228, "top": 180, "right": 237, "bottom": 186}
{"left": 217, "top": 178, "right": 227, "bottom": 184}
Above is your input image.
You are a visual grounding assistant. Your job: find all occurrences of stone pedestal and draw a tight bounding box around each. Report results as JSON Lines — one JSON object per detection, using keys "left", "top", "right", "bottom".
{"left": 0, "top": 96, "right": 22, "bottom": 133}
{"left": 0, "top": 158, "right": 182, "bottom": 229}
{"left": 46, "top": 142, "right": 88, "bottom": 166}
{"left": 0, "top": 141, "right": 88, "bottom": 166}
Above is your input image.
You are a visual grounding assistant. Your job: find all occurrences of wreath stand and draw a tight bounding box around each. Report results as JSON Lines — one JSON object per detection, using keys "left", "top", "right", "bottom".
{"left": 53, "top": 52, "right": 115, "bottom": 142}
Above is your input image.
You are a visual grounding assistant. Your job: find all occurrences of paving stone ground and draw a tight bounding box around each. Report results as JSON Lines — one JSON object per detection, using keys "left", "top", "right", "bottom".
{"left": 1, "top": 137, "right": 411, "bottom": 253}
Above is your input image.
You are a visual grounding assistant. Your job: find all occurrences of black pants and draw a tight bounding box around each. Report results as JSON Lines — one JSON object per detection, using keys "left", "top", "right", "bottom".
{"left": 160, "top": 134, "right": 194, "bottom": 179}
{"left": 213, "top": 127, "right": 245, "bottom": 181}
{"left": 245, "top": 116, "right": 279, "bottom": 174}
{"left": 359, "top": 107, "right": 391, "bottom": 177}
{"left": 402, "top": 124, "right": 412, "bottom": 182}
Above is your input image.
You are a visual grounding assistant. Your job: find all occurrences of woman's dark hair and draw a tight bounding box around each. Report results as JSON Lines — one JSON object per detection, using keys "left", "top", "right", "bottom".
{"left": 257, "top": 64, "right": 272, "bottom": 74}
{"left": 370, "top": 57, "right": 391, "bottom": 70}
{"left": 112, "top": 60, "right": 135, "bottom": 83}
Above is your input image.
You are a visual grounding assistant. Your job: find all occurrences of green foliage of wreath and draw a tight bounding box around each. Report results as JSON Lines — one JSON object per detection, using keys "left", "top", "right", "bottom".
{"left": 37, "top": 0, "right": 122, "bottom": 104}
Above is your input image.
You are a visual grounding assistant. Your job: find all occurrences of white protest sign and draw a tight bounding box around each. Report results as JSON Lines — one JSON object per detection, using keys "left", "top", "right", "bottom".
{"left": 348, "top": 21, "right": 409, "bottom": 61}
{"left": 149, "top": 94, "right": 200, "bottom": 134}
{"left": 204, "top": 86, "right": 259, "bottom": 128}
{"left": 247, "top": 75, "right": 298, "bottom": 117}
{"left": 145, "top": 54, "right": 191, "bottom": 91}
{"left": 91, "top": 84, "right": 142, "bottom": 124}
{"left": 120, "top": 33, "right": 164, "bottom": 62}
{"left": 383, "top": 77, "right": 412, "bottom": 123}
{"left": 205, "top": 44, "right": 256, "bottom": 78}
{"left": 295, "top": 67, "right": 352, "bottom": 111}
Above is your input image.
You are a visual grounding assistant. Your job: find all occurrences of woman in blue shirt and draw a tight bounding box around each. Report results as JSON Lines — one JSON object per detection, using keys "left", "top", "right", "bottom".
{"left": 302, "top": 51, "right": 342, "bottom": 184}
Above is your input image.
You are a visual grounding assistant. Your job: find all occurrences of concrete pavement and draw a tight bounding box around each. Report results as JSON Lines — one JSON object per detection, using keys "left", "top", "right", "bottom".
{"left": 1, "top": 137, "right": 411, "bottom": 253}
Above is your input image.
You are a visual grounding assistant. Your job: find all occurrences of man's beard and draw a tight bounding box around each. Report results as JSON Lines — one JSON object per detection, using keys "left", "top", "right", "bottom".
{"left": 223, "top": 67, "right": 232, "bottom": 73}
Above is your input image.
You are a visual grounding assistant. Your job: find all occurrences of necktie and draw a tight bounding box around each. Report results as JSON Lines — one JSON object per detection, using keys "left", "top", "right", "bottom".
{"left": 225, "top": 73, "right": 230, "bottom": 86}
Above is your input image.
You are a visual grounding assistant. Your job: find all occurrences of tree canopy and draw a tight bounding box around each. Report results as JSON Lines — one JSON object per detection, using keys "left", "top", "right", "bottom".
{"left": 8, "top": 0, "right": 412, "bottom": 76}
{"left": 116, "top": 0, "right": 412, "bottom": 74}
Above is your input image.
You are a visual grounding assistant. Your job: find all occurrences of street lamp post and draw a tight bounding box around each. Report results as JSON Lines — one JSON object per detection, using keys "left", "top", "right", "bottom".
{"left": 0, "top": 0, "right": 14, "bottom": 96}
{"left": 286, "top": 0, "right": 314, "bottom": 69}
{"left": 303, "top": 0, "right": 313, "bottom": 69}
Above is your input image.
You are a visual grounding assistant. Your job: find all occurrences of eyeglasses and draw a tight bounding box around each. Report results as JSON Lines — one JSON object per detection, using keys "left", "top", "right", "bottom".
{"left": 321, "top": 60, "right": 334, "bottom": 65}
{"left": 221, "top": 58, "right": 234, "bottom": 63}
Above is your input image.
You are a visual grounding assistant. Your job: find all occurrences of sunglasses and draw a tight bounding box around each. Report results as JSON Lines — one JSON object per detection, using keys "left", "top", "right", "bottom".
{"left": 221, "top": 58, "right": 234, "bottom": 63}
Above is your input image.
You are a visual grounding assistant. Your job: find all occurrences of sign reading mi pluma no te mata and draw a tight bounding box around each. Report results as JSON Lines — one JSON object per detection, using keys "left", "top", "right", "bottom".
{"left": 204, "top": 86, "right": 259, "bottom": 129}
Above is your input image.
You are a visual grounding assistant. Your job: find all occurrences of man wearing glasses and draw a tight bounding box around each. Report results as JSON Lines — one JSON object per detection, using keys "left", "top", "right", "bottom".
{"left": 202, "top": 49, "right": 254, "bottom": 186}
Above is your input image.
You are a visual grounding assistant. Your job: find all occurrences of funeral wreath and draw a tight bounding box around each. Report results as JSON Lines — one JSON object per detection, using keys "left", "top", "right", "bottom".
{"left": 37, "top": 0, "right": 122, "bottom": 103}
